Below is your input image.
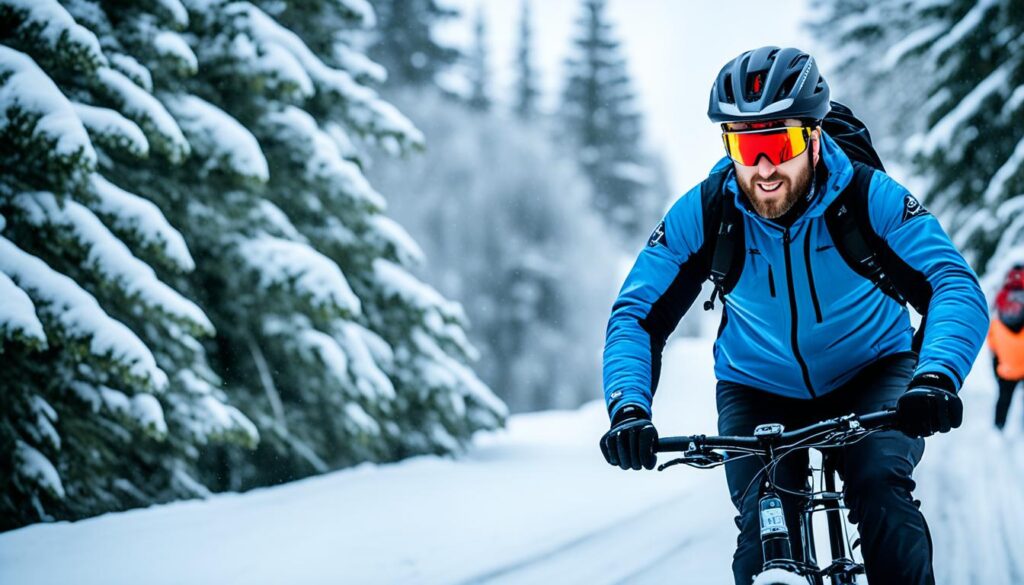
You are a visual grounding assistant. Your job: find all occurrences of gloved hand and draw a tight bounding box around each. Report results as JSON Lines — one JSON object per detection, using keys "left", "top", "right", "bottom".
{"left": 896, "top": 372, "right": 963, "bottom": 438}
{"left": 599, "top": 405, "right": 658, "bottom": 470}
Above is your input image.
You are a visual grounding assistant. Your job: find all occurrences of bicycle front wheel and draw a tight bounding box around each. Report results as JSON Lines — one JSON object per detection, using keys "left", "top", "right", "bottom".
{"left": 752, "top": 568, "right": 814, "bottom": 585}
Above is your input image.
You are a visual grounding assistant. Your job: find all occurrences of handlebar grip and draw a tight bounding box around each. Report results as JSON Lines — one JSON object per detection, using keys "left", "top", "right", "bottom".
{"left": 858, "top": 408, "right": 898, "bottom": 429}
{"left": 656, "top": 436, "right": 699, "bottom": 453}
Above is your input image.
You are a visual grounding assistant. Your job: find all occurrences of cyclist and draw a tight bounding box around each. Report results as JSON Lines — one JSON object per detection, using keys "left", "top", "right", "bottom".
{"left": 989, "top": 264, "right": 1024, "bottom": 430}
{"left": 598, "top": 47, "right": 988, "bottom": 585}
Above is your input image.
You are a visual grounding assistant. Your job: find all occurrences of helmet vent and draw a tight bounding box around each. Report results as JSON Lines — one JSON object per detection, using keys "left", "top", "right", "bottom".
{"left": 779, "top": 72, "right": 800, "bottom": 99}
{"left": 723, "top": 74, "right": 735, "bottom": 103}
{"left": 746, "top": 72, "right": 765, "bottom": 99}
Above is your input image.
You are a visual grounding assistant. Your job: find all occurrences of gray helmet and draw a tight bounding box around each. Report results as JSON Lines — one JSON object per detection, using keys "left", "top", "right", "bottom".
{"left": 708, "top": 46, "right": 830, "bottom": 124}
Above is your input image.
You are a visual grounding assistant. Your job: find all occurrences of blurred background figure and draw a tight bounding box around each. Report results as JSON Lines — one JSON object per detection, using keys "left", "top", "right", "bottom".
{"left": 989, "top": 265, "right": 1024, "bottom": 430}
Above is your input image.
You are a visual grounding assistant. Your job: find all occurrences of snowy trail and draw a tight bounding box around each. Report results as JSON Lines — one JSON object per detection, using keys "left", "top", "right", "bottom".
{"left": 1, "top": 338, "right": 1023, "bottom": 584}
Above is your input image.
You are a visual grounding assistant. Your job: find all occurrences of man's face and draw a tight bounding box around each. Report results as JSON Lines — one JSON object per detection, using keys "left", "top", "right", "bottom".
{"left": 726, "top": 120, "right": 821, "bottom": 220}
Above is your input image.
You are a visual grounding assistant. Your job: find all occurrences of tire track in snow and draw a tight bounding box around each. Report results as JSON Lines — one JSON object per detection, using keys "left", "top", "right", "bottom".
{"left": 456, "top": 472, "right": 724, "bottom": 585}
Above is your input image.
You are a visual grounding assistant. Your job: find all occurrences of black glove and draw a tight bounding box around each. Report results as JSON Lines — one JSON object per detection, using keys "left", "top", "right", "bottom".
{"left": 896, "top": 372, "right": 963, "bottom": 438}
{"left": 599, "top": 405, "right": 658, "bottom": 470}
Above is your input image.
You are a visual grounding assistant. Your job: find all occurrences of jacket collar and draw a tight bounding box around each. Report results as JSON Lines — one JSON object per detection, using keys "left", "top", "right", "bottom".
{"left": 718, "top": 130, "right": 855, "bottom": 229}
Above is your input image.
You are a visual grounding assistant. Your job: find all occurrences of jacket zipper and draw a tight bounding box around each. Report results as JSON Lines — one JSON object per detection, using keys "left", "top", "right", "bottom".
{"left": 803, "top": 232, "right": 823, "bottom": 323}
{"left": 753, "top": 249, "right": 776, "bottom": 297}
{"left": 783, "top": 228, "right": 816, "bottom": 398}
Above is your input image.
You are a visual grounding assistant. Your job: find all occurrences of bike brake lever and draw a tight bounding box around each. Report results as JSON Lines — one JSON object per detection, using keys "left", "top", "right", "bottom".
{"left": 657, "top": 450, "right": 724, "bottom": 471}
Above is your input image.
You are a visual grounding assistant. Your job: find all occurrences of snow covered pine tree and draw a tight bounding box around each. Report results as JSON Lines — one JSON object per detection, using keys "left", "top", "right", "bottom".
{"left": 560, "top": 0, "right": 665, "bottom": 243}
{"left": 0, "top": 0, "right": 256, "bottom": 529}
{"left": 811, "top": 0, "right": 1024, "bottom": 277}
{"left": 1, "top": 0, "right": 504, "bottom": 527}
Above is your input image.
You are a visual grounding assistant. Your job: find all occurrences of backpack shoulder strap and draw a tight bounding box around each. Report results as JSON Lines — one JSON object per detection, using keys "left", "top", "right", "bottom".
{"left": 700, "top": 167, "right": 745, "bottom": 311}
{"left": 825, "top": 162, "right": 933, "bottom": 349}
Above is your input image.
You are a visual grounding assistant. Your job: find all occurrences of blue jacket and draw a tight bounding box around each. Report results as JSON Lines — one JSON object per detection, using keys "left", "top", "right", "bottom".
{"left": 603, "top": 132, "right": 989, "bottom": 419}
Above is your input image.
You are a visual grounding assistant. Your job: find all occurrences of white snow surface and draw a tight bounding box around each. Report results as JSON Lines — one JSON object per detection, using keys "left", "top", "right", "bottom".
{"left": 1, "top": 338, "right": 1021, "bottom": 584}
{"left": 0, "top": 46, "right": 96, "bottom": 164}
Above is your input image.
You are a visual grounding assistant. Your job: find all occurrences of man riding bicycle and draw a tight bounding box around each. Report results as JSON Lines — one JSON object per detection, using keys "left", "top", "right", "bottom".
{"left": 599, "top": 47, "right": 988, "bottom": 585}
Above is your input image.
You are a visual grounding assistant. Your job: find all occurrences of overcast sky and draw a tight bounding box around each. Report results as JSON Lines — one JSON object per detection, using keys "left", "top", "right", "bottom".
{"left": 439, "top": 0, "right": 812, "bottom": 200}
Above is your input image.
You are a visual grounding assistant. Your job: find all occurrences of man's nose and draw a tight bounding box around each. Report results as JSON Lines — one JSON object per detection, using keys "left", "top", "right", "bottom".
{"left": 756, "top": 156, "right": 777, "bottom": 178}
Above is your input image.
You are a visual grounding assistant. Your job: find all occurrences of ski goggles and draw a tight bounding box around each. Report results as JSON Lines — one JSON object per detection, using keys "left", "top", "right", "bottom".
{"left": 722, "top": 126, "right": 811, "bottom": 167}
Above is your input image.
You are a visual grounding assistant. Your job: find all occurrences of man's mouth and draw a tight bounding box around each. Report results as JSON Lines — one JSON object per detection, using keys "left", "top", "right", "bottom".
{"left": 756, "top": 180, "right": 783, "bottom": 193}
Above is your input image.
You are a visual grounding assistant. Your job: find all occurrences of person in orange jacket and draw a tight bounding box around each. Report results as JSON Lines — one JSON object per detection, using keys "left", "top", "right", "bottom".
{"left": 989, "top": 264, "right": 1024, "bottom": 429}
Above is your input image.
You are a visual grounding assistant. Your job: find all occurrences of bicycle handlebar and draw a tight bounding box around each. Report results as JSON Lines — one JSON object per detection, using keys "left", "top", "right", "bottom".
{"left": 656, "top": 409, "right": 898, "bottom": 454}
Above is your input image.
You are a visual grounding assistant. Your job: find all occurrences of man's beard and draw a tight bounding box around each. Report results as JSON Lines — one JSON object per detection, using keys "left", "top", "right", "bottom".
{"left": 740, "top": 159, "right": 814, "bottom": 220}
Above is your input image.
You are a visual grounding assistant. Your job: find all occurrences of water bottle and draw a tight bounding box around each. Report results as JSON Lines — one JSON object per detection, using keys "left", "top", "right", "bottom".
{"left": 759, "top": 490, "right": 793, "bottom": 564}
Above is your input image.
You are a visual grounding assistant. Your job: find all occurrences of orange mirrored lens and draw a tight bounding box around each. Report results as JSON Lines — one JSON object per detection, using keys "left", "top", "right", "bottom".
{"left": 723, "top": 127, "right": 809, "bottom": 166}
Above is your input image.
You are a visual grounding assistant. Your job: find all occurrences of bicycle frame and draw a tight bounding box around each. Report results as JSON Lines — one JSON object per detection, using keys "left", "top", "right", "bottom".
{"left": 656, "top": 410, "right": 898, "bottom": 584}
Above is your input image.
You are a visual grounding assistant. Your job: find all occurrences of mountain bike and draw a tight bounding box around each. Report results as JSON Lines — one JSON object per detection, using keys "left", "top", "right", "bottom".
{"left": 656, "top": 409, "right": 899, "bottom": 585}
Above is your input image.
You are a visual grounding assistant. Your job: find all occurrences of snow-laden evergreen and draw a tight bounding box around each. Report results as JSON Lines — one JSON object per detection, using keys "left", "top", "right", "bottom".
{"left": 466, "top": 7, "right": 491, "bottom": 112}
{"left": 513, "top": 0, "right": 540, "bottom": 120}
{"left": 165, "top": 0, "right": 503, "bottom": 488}
{"left": 367, "top": 0, "right": 462, "bottom": 89}
{"left": 0, "top": 0, "right": 255, "bottom": 529}
{"left": 1, "top": 0, "right": 504, "bottom": 527}
{"left": 369, "top": 88, "right": 619, "bottom": 413}
{"left": 559, "top": 0, "right": 666, "bottom": 243}
{"left": 810, "top": 0, "right": 1024, "bottom": 278}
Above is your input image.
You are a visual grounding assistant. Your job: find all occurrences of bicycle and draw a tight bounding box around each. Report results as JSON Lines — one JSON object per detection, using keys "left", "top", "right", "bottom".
{"left": 656, "top": 409, "right": 900, "bottom": 585}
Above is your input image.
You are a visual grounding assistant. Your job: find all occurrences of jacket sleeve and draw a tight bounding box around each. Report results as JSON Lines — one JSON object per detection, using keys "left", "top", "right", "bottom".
{"left": 867, "top": 171, "right": 989, "bottom": 389}
{"left": 603, "top": 182, "right": 708, "bottom": 420}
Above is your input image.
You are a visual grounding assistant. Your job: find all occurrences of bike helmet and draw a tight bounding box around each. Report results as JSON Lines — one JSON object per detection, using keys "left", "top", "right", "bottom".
{"left": 708, "top": 46, "right": 831, "bottom": 124}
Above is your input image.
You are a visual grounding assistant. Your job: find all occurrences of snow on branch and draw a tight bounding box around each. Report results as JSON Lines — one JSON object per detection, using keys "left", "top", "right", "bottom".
{"left": 0, "top": 235, "right": 169, "bottom": 391}
{"left": 154, "top": 30, "right": 198, "bottom": 76}
{"left": 928, "top": 0, "right": 1000, "bottom": 60}
{"left": 237, "top": 234, "right": 362, "bottom": 316}
{"left": 227, "top": 2, "right": 422, "bottom": 151}
{"left": 95, "top": 67, "right": 190, "bottom": 163}
{"left": 164, "top": 94, "right": 269, "bottom": 182}
{"left": 878, "top": 22, "right": 945, "bottom": 72}
{"left": 72, "top": 102, "right": 149, "bottom": 158}
{"left": 264, "top": 106, "right": 384, "bottom": 209}
{"left": 367, "top": 214, "right": 425, "bottom": 267}
{"left": 12, "top": 192, "right": 214, "bottom": 334}
{"left": 297, "top": 328, "right": 349, "bottom": 387}
{"left": 332, "top": 43, "right": 386, "bottom": 83}
{"left": 337, "top": 322, "right": 395, "bottom": 401}
{"left": 0, "top": 268, "right": 47, "bottom": 346}
{"left": 108, "top": 53, "right": 154, "bottom": 93}
{"left": 0, "top": 45, "right": 97, "bottom": 171}
{"left": 90, "top": 174, "right": 195, "bottom": 272}
{"left": 910, "top": 63, "right": 1010, "bottom": 158}
{"left": 984, "top": 136, "right": 1024, "bottom": 205}
{"left": 14, "top": 441, "right": 65, "bottom": 499}
{"left": 0, "top": 0, "right": 108, "bottom": 74}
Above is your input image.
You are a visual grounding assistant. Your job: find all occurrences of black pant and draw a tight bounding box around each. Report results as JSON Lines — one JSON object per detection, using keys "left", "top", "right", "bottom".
{"left": 994, "top": 357, "right": 1022, "bottom": 429}
{"left": 717, "top": 352, "right": 933, "bottom": 585}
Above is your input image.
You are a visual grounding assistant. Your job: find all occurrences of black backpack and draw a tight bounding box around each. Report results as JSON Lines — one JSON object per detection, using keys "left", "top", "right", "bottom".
{"left": 699, "top": 101, "right": 932, "bottom": 350}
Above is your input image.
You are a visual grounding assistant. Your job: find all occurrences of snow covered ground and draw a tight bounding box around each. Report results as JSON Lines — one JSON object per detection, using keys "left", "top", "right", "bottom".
{"left": 2, "top": 337, "right": 1023, "bottom": 584}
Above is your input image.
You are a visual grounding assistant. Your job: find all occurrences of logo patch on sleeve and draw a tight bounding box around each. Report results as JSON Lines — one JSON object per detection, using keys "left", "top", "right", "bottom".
{"left": 902, "top": 194, "right": 929, "bottom": 222}
{"left": 648, "top": 220, "right": 667, "bottom": 248}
